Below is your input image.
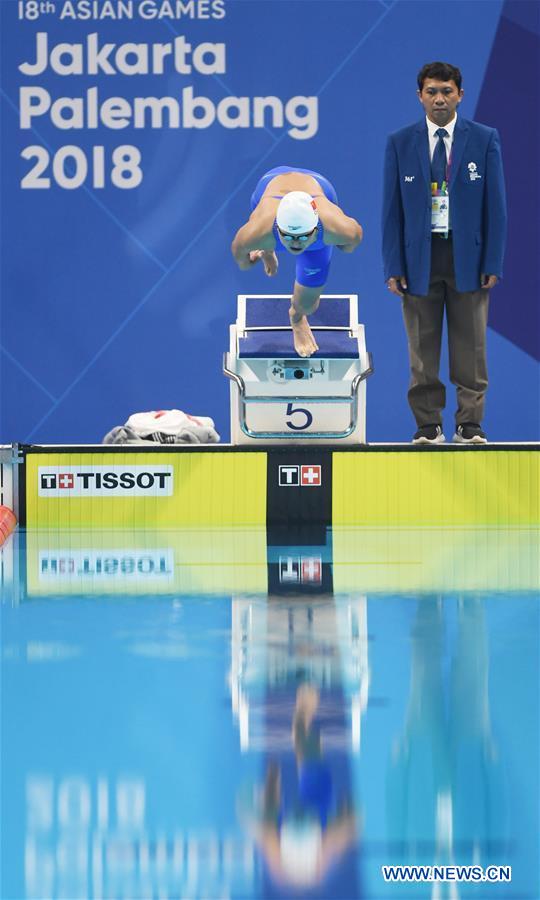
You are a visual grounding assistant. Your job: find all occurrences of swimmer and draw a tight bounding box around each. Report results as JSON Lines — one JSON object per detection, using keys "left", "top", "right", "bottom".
{"left": 231, "top": 166, "right": 363, "bottom": 357}
{"left": 238, "top": 683, "right": 357, "bottom": 889}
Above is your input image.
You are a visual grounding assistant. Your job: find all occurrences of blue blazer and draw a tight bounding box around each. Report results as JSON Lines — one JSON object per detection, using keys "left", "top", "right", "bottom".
{"left": 382, "top": 116, "right": 507, "bottom": 296}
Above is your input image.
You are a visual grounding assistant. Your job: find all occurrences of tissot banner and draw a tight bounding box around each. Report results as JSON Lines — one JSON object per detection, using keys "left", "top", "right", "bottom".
{"left": 1, "top": 0, "right": 539, "bottom": 442}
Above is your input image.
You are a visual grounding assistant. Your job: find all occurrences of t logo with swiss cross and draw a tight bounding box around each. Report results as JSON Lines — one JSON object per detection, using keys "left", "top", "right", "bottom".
{"left": 300, "top": 465, "right": 321, "bottom": 487}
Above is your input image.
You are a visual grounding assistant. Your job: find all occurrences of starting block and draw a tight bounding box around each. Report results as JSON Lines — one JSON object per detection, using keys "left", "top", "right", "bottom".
{"left": 223, "top": 294, "right": 373, "bottom": 444}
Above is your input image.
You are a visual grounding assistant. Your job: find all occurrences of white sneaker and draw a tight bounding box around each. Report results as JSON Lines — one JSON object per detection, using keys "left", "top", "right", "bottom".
{"left": 453, "top": 424, "right": 487, "bottom": 444}
{"left": 412, "top": 424, "right": 445, "bottom": 444}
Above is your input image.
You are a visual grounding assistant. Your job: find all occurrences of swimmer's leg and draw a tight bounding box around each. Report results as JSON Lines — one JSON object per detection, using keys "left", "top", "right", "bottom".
{"left": 289, "top": 282, "right": 323, "bottom": 357}
{"left": 263, "top": 762, "right": 281, "bottom": 818}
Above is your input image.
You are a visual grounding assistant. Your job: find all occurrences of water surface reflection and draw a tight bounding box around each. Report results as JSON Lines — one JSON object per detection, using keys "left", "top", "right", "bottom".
{"left": 0, "top": 527, "right": 537, "bottom": 899}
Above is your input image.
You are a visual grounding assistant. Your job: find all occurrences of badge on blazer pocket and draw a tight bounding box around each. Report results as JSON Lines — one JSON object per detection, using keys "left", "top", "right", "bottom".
{"left": 468, "top": 162, "right": 482, "bottom": 182}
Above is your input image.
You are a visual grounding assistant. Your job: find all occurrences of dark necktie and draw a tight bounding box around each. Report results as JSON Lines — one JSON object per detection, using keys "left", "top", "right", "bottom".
{"left": 431, "top": 128, "right": 449, "bottom": 187}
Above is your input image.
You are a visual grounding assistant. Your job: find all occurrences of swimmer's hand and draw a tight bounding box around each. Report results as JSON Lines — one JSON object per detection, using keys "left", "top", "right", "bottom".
{"left": 249, "top": 250, "right": 278, "bottom": 276}
{"left": 234, "top": 250, "right": 263, "bottom": 270}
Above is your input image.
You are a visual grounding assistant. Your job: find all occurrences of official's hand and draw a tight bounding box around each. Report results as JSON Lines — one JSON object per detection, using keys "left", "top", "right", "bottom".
{"left": 387, "top": 276, "right": 407, "bottom": 297}
{"left": 481, "top": 274, "right": 498, "bottom": 289}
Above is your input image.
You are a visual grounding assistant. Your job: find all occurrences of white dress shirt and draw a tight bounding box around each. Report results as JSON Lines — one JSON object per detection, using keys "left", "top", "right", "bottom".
{"left": 426, "top": 114, "right": 457, "bottom": 162}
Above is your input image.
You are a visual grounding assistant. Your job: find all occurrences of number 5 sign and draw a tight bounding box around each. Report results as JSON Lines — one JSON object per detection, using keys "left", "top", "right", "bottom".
{"left": 285, "top": 403, "right": 313, "bottom": 431}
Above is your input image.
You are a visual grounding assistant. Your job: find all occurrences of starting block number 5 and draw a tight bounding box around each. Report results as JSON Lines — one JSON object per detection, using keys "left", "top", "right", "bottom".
{"left": 286, "top": 403, "right": 313, "bottom": 431}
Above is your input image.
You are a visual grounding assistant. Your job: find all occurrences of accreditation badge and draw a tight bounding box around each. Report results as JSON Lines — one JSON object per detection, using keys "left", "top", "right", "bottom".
{"left": 431, "top": 194, "right": 450, "bottom": 233}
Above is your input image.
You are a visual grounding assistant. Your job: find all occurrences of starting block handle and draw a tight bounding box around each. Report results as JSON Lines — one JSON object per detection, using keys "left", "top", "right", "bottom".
{"left": 223, "top": 353, "right": 374, "bottom": 440}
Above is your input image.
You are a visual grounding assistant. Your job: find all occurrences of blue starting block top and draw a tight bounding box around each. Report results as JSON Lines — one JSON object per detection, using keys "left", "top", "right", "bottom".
{"left": 239, "top": 329, "right": 359, "bottom": 359}
{"left": 244, "top": 297, "right": 351, "bottom": 328}
{"left": 239, "top": 296, "right": 359, "bottom": 358}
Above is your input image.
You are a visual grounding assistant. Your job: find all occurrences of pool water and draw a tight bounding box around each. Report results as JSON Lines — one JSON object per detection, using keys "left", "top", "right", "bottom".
{"left": 1, "top": 528, "right": 538, "bottom": 900}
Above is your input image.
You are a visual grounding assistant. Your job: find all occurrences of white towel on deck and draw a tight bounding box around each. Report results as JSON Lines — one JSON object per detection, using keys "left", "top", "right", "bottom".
{"left": 103, "top": 409, "right": 220, "bottom": 445}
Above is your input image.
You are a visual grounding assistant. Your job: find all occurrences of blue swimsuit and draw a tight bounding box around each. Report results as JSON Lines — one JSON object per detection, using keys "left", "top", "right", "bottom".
{"left": 250, "top": 165, "right": 338, "bottom": 288}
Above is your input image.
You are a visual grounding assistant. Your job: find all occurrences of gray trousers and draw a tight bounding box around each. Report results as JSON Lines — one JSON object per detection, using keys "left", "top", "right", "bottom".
{"left": 402, "top": 235, "right": 489, "bottom": 427}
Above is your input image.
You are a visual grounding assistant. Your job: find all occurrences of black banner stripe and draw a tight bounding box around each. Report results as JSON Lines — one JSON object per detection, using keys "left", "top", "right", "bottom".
{"left": 266, "top": 448, "right": 333, "bottom": 546}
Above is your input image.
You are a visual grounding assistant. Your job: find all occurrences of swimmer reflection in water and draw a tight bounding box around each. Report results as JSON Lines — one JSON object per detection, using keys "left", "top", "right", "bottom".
{"left": 239, "top": 684, "right": 357, "bottom": 889}
{"left": 231, "top": 166, "right": 363, "bottom": 357}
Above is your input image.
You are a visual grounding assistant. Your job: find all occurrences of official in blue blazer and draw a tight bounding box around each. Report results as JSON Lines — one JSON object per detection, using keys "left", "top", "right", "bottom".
{"left": 382, "top": 61, "right": 507, "bottom": 444}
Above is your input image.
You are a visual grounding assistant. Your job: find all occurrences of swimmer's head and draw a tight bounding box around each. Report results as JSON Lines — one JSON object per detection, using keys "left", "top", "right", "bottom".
{"left": 276, "top": 191, "right": 319, "bottom": 254}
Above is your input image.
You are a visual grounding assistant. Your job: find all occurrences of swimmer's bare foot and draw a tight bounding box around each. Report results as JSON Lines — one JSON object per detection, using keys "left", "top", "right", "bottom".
{"left": 289, "top": 309, "right": 319, "bottom": 357}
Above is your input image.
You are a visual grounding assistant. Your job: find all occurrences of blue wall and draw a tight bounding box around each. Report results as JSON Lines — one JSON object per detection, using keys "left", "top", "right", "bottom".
{"left": 1, "top": 0, "right": 538, "bottom": 443}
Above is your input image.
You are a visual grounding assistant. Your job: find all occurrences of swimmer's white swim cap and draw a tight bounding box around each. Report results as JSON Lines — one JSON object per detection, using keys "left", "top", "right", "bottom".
{"left": 276, "top": 191, "right": 319, "bottom": 234}
{"left": 279, "top": 819, "right": 322, "bottom": 885}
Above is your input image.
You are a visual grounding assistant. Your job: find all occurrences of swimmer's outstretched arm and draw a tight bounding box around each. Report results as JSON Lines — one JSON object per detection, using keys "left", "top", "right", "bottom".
{"left": 315, "top": 196, "right": 363, "bottom": 252}
{"left": 231, "top": 208, "right": 276, "bottom": 270}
